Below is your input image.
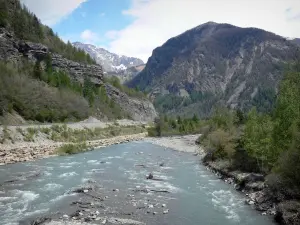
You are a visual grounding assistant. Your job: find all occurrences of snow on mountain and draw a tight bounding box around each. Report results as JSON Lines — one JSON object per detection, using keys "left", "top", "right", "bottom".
{"left": 73, "top": 42, "right": 144, "bottom": 73}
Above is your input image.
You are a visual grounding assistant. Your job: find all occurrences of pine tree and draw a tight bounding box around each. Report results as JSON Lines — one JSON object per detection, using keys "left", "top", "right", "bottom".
{"left": 272, "top": 68, "right": 300, "bottom": 163}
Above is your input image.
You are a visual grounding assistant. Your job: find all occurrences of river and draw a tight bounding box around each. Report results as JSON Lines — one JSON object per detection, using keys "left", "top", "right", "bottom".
{"left": 0, "top": 141, "right": 275, "bottom": 225}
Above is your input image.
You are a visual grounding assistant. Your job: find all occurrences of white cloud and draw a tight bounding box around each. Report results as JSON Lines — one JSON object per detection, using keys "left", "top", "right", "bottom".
{"left": 20, "top": 0, "right": 87, "bottom": 25}
{"left": 105, "top": 30, "right": 120, "bottom": 40}
{"left": 109, "top": 0, "right": 300, "bottom": 62}
{"left": 80, "top": 30, "right": 99, "bottom": 44}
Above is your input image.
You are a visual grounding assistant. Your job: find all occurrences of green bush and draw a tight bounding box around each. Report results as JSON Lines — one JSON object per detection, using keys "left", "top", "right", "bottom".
{"left": 204, "top": 129, "right": 237, "bottom": 160}
{"left": 56, "top": 143, "right": 87, "bottom": 155}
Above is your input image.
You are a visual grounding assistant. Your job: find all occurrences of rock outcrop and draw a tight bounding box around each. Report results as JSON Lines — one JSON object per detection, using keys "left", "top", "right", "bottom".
{"left": 0, "top": 28, "right": 103, "bottom": 85}
{"left": 105, "top": 84, "right": 158, "bottom": 121}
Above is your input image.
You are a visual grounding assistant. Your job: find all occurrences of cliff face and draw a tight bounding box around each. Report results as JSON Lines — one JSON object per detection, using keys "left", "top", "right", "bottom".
{"left": 128, "top": 22, "right": 298, "bottom": 116}
{"left": 0, "top": 28, "right": 103, "bottom": 85}
{"left": 105, "top": 84, "right": 157, "bottom": 121}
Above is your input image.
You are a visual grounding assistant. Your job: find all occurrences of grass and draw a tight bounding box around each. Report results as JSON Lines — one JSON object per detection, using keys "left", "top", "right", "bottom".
{"left": 40, "top": 127, "right": 51, "bottom": 135}
{"left": 16, "top": 127, "right": 25, "bottom": 135}
{"left": 0, "top": 126, "right": 12, "bottom": 144}
{"left": 55, "top": 143, "right": 88, "bottom": 155}
{"left": 49, "top": 124, "right": 146, "bottom": 143}
{"left": 0, "top": 123, "right": 146, "bottom": 145}
{"left": 23, "top": 127, "right": 38, "bottom": 142}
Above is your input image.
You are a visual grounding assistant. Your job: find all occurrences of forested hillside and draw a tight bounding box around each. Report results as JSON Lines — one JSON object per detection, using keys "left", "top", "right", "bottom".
{"left": 0, "top": 0, "right": 95, "bottom": 64}
{"left": 0, "top": 0, "right": 157, "bottom": 124}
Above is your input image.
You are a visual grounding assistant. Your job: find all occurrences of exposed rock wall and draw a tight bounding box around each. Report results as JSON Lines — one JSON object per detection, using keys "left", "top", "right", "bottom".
{"left": 0, "top": 28, "right": 103, "bottom": 85}
{"left": 105, "top": 84, "right": 157, "bottom": 121}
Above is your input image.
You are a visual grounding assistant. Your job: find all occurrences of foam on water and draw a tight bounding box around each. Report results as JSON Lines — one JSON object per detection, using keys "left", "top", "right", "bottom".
{"left": 59, "top": 161, "right": 80, "bottom": 166}
{"left": 44, "top": 183, "right": 63, "bottom": 191}
{"left": 211, "top": 190, "right": 242, "bottom": 222}
{"left": 0, "top": 196, "right": 18, "bottom": 201}
{"left": 43, "top": 171, "right": 52, "bottom": 177}
{"left": 146, "top": 180, "right": 182, "bottom": 193}
{"left": 58, "top": 172, "right": 78, "bottom": 178}
{"left": 60, "top": 165, "right": 72, "bottom": 168}
{"left": 50, "top": 193, "right": 77, "bottom": 204}
{"left": 13, "top": 190, "right": 40, "bottom": 202}
{"left": 24, "top": 208, "right": 49, "bottom": 216}
{"left": 0, "top": 189, "right": 40, "bottom": 224}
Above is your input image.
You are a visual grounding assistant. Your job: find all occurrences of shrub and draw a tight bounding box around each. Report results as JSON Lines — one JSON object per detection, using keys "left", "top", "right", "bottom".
{"left": 0, "top": 126, "right": 11, "bottom": 143}
{"left": 0, "top": 62, "right": 89, "bottom": 123}
{"left": 40, "top": 127, "right": 51, "bottom": 135}
{"left": 56, "top": 143, "right": 87, "bottom": 155}
{"left": 204, "top": 129, "right": 237, "bottom": 160}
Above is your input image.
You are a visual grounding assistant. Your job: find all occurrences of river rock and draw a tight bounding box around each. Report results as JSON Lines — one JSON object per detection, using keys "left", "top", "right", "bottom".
{"left": 146, "top": 173, "right": 154, "bottom": 180}
{"left": 245, "top": 181, "right": 265, "bottom": 192}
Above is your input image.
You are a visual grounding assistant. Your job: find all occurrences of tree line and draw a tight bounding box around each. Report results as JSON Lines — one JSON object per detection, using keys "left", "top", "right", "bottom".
{"left": 198, "top": 60, "right": 300, "bottom": 192}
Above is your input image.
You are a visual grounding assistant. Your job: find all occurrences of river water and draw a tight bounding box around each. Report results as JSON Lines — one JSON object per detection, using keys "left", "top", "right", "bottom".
{"left": 0, "top": 142, "right": 275, "bottom": 225}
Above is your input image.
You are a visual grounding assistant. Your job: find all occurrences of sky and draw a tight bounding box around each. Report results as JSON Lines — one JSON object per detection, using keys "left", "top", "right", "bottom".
{"left": 21, "top": 0, "right": 300, "bottom": 62}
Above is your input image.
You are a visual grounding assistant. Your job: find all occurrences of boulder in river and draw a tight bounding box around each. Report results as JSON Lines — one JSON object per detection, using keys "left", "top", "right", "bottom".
{"left": 146, "top": 173, "right": 154, "bottom": 180}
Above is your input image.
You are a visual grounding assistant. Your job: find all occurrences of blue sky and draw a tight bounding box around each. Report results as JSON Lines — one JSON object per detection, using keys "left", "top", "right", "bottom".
{"left": 21, "top": 0, "right": 300, "bottom": 62}
{"left": 53, "top": 0, "right": 133, "bottom": 47}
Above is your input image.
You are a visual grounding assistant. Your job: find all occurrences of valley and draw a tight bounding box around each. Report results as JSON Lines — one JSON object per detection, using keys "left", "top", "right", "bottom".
{"left": 0, "top": 0, "right": 300, "bottom": 225}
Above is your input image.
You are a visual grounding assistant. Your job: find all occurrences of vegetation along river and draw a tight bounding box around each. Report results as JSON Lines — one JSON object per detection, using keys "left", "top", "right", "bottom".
{"left": 0, "top": 141, "right": 275, "bottom": 225}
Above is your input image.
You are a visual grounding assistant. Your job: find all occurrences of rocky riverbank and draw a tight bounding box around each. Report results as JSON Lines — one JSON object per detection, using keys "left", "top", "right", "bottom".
{"left": 0, "top": 132, "right": 147, "bottom": 165}
{"left": 147, "top": 134, "right": 299, "bottom": 225}
{"left": 204, "top": 160, "right": 300, "bottom": 225}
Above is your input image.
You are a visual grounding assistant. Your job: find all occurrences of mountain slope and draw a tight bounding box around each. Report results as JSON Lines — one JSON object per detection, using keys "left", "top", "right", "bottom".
{"left": 0, "top": 0, "right": 95, "bottom": 65}
{"left": 128, "top": 22, "right": 298, "bottom": 117}
{"left": 73, "top": 42, "right": 144, "bottom": 73}
{"left": 291, "top": 38, "right": 300, "bottom": 46}
{"left": 0, "top": 0, "right": 157, "bottom": 124}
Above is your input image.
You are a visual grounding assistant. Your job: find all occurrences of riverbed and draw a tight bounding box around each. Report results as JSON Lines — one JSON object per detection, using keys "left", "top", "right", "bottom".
{"left": 0, "top": 141, "right": 275, "bottom": 225}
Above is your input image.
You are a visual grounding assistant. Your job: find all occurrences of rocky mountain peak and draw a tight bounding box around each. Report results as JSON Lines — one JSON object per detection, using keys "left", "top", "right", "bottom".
{"left": 73, "top": 42, "right": 144, "bottom": 73}
{"left": 128, "top": 22, "right": 297, "bottom": 117}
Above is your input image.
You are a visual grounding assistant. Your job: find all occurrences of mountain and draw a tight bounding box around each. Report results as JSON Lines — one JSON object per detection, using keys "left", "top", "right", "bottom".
{"left": 106, "top": 64, "right": 146, "bottom": 83}
{"left": 128, "top": 22, "right": 299, "bottom": 117}
{"left": 73, "top": 42, "right": 144, "bottom": 73}
{"left": 291, "top": 38, "right": 300, "bottom": 46}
